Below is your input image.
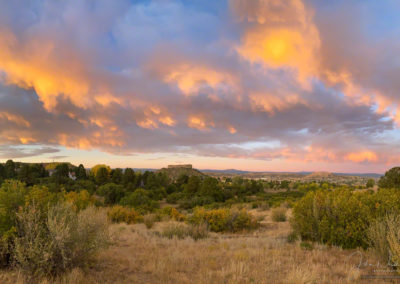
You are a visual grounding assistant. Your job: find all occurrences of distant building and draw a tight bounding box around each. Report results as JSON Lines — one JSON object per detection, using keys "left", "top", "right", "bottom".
{"left": 167, "top": 164, "right": 192, "bottom": 169}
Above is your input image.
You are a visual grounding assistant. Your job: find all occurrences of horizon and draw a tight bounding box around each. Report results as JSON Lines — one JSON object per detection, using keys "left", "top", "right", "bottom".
{"left": 1, "top": 1, "right": 400, "bottom": 173}
{"left": 0, "top": 158, "right": 385, "bottom": 175}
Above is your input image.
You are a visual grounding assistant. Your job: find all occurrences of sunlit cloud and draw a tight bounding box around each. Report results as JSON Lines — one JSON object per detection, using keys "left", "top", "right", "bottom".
{"left": 0, "top": 0, "right": 399, "bottom": 171}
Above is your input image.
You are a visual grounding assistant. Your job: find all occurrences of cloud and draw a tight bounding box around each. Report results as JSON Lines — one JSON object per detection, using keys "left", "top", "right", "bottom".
{"left": 0, "top": 145, "right": 60, "bottom": 159}
{"left": 0, "top": 0, "right": 399, "bottom": 168}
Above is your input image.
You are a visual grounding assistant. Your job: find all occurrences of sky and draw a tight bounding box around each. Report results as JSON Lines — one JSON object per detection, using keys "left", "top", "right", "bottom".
{"left": 0, "top": 0, "right": 400, "bottom": 173}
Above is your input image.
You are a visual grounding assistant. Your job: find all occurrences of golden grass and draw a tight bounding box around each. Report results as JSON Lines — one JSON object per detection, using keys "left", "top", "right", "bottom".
{"left": 0, "top": 209, "right": 393, "bottom": 283}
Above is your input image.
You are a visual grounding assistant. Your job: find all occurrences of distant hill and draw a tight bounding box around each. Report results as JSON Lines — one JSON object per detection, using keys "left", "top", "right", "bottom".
{"left": 158, "top": 165, "right": 205, "bottom": 180}
{"left": 305, "top": 171, "right": 336, "bottom": 179}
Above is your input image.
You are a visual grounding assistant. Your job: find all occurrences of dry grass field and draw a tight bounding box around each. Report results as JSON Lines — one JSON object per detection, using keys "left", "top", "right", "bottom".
{"left": 0, "top": 209, "right": 395, "bottom": 284}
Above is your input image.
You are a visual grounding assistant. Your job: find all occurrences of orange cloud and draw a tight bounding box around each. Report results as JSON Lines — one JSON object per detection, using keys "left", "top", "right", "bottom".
{"left": 233, "top": 0, "right": 320, "bottom": 85}
{"left": 0, "top": 28, "right": 117, "bottom": 111}
{"left": 249, "top": 92, "right": 310, "bottom": 114}
{"left": 164, "top": 64, "right": 236, "bottom": 95}
{"left": 0, "top": 111, "right": 30, "bottom": 127}
{"left": 188, "top": 115, "right": 214, "bottom": 131}
{"left": 345, "top": 151, "right": 378, "bottom": 163}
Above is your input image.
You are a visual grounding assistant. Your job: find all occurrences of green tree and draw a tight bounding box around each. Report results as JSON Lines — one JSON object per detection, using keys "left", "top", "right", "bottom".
{"left": 120, "top": 188, "right": 151, "bottom": 208}
{"left": 97, "top": 183, "right": 125, "bottom": 205}
{"left": 184, "top": 176, "right": 201, "bottom": 195}
{"left": 4, "top": 160, "right": 16, "bottom": 179}
{"left": 0, "top": 164, "right": 4, "bottom": 182}
{"left": 379, "top": 167, "right": 400, "bottom": 189}
{"left": 122, "top": 168, "right": 135, "bottom": 185}
{"left": 366, "top": 179, "right": 375, "bottom": 188}
{"left": 95, "top": 167, "right": 109, "bottom": 185}
{"left": 111, "top": 168, "right": 123, "bottom": 184}
{"left": 75, "top": 164, "right": 87, "bottom": 180}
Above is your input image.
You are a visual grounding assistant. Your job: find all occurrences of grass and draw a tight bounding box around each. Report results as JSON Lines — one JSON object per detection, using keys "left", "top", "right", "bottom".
{"left": 0, "top": 208, "right": 392, "bottom": 283}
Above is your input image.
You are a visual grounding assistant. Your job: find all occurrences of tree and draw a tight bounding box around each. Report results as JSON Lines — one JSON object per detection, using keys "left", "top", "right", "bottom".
{"left": 111, "top": 168, "right": 123, "bottom": 184}
{"left": 95, "top": 167, "right": 109, "bottom": 185}
{"left": 90, "top": 164, "right": 111, "bottom": 177}
{"left": 366, "top": 179, "right": 375, "bottom": 188}
{"left": 184, "top": 176, "right": 200, "bottom": 195}
{"left": 4, "top": 160, "right": 16, "bottom": 179}
{"left": 97, "top": 183, "right": 125, "bottom": 205}
{"left": 0, "top": 164, "right": 5, "bottom": 180}
{"left": 122, "top": 168, "right": 135, "bottom": 185}
{"left": 54, "top": 163, "right": 69, "bottom": 178}
{"left": 199, "top": 177, "right": 224, "bottom": 202}
{"left": 379, "top": 167, "right": 400, "bottom": 189}
{"left": 75, "top": 164, "right": 87, "bottom": 180}
{"left": 53, "top": 163, "right": 70, "bottom": 184}
{"left": 120, "top": 188, "right": 150, "bottom": 208}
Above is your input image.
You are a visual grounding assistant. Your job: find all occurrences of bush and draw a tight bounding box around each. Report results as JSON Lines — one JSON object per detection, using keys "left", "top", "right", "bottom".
{"left": 291, "top": 188, "right": 400, "bottom": 249}
{"left": 368, "top": 214, "right": 400, "bottom": 266}
{"left": 367, "top": 216, "right": 391, "bottom": 263}
{"left": 271, "top": 207, "right": 287, "bottom": 222}
{"left": 190, "top": 207, "right": 258, "bottom": 232}
{"left": 13, "top": 202, "right": 110, "bottom": 277}
{"left": 65, "top": 190, "right": 95, "bottom": 211}
{"left": 107, "top": 205, "right": 139, "bottom": 224}
{"left": 158, "top": 207, "right": 186, "bottom": 222}
{"left": 160, "top": 222, "right": 208, "bottom": 240}
{"left": 143, "top": 214, "right": 157, "bottom": 229}
{"left": 291, "top": 189, "right": 371, "bottom": 249}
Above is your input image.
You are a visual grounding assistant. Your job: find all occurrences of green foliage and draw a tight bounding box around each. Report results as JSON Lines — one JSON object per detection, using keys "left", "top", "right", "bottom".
{"left": 95, "top": 167, "right": 110, "bottom": 185}
{"left": 74, "top": 164, "right": 87, "bottom": 180}
{"left": 120, "top": 188, "right": 152, "bottom": 208}
{"left": 4, "top": 160, "right": 16, "bottom": 179}
{"left": 300, "top": 241, "right": 313, "bottom": 250}
{"left": 379, "top": 167, "right": 400, "bottom": 189}
{"left": 97, "top": 183, "right": 125, "bottom": 205}
{"left": 366, "top": 178, "right": 375, "bottom": 188}
{"left": 0, "top": 180, "right": 28, "bottom": 236}
{"left": 291, "top": 188, "right": 400, "bottom": 249}
{"left": 111, "top": 168, "right": 123, "bottom": 184}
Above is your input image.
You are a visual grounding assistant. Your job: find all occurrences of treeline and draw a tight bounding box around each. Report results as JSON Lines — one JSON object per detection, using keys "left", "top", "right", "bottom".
{"left": 0, "top": 160, "right": 338, "bottom": 211}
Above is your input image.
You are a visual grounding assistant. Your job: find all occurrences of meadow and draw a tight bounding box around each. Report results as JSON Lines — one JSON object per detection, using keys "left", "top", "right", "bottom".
{"left": 0, "top": 161, "right": 399, "bottom": 283}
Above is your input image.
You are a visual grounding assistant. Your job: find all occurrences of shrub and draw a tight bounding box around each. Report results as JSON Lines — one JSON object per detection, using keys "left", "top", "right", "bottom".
{"left": 190, "top": 208, "right": 229, "bottom": 232}
{"left": 143, "top": 214, "right": 157, "bottom": 229}
{"left": 97, "top": 183, "right": 125, "bottom": 205}
{"left": 158, "top": 207, "right": 186, "bottom": 221}
{"left": 190, "top": 207, "right": 258, "bottom": 232}
{"left": 226, "top": 209, "right": 259, "bottom": 232}
{"left": 367, "top": 216, "right": 391, "bottom": 263}
{"left": 107, "top": 205, "right": 139, "bottom": 224}
{"left": 291, "top": 189, "right": 371, "bottom": 249}
{"left": 368, "top": 214, "right": 400, "bottom": 266}
{"left": 291, "top": 188, "right": 400, "bottom": 249}
{"left": 300, "top": 241, "right": 313, "bottom": 250}
{"left": 271, "top": 207, "right": 287, "bottom": 222}
{"left": 160, "top": 222, "right": 208, "bottom": 240}
{"left": 13, "top": 202, "right": 110, "bottom": 277}
{"left": 65, "top": 190, "right": 95, "bottom": 211}
{"left": 287, "top": 232, "right": 298, "bottom": 243}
